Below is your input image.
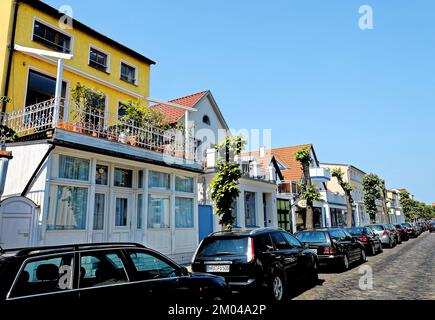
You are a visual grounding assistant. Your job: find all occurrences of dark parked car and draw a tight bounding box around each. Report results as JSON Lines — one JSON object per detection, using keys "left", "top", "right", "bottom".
{"left": 345, "top": 227, "right": 383, "bottom": 256}
{"left": 429, "top": 221, "right": 435, "bottom": 233}
{"left": 0, "top": 243, "right": 228, "bottom": 305}
{"left": 394, "top": 224, "right": 409, "bottom": 241}
{"left": 401, "top": 223, "right": 418, "bottom": 238}
{"left": 295, "top": 228, "right": 366, "bottom": 272}
{"left": 386, "top": 225, "right": 402, "bottom": 244}
{"left": 191, "top": 228, "right": 319, "bottom": 302}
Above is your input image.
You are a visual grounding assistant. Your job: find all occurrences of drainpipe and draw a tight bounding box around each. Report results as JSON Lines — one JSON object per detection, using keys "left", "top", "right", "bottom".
{"left": 1, "top": 0, "right": 19, "bottom": 112}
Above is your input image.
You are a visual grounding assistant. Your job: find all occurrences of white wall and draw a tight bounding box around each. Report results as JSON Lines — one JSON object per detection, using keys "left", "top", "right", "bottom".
{"left": 189, "top": 95, "right": 228, "bottom": 160}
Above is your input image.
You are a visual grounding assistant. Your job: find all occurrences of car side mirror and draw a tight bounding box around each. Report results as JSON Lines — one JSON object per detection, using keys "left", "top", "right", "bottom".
{"left": 180, "top": 267, "right": 189, "bottom": 276}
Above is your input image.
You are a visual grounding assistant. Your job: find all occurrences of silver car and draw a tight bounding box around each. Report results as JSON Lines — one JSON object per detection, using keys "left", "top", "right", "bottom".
{"left": 369, "top": 224, "right": 396, "bottom": 248}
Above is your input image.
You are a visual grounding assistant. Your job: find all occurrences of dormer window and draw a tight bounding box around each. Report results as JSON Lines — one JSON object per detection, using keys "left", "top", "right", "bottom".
{"left": 202, "top": 115, "right": 211, "bottom": 125}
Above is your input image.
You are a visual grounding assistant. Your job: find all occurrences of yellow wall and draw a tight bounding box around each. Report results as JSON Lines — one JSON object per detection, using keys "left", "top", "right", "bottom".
{"left": 5, "top": 1, "right": 151, "bottom": 115}
{"left": 0, "top": 0, "right": 14, "bottom": 97}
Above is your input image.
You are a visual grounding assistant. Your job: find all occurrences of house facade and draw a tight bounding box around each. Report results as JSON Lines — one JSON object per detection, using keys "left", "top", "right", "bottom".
{"left": 271, "top": 145, "right": 335, "bottom": 233}
{"left": 152, "top": 91, "right": 278, "bottom": 240}
{"left": 387, "top": 189, "right": 405, "bottom": 224}
{"left": 321, "top": 163, "right": 370, "bottom": 226}
{"left": 0, "top": 0, "right": 201, "bottom": 263}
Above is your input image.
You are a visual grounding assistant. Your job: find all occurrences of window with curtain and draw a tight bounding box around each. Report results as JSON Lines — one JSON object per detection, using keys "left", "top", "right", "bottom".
{"left": 114, "top": 168, "right": 133, "bottom": 188}
{"left": 95, "top": 165, "right": 108, "bottom": 185}
{"left": 175, "top": 176, "right": 194, "bottom": 193}
{"left": 115, "top": 198, "right": 128, "bottom": 227}
{"left": 175, "top": 197, "right": 194, "bottom": 228}
{"left": 137, "top": 194, "right": 143, "bottom": 229}
{"left": 58, "top": 155, "right": 90, "bottom": 181}
{"left": 93, "top": 193, "right": 105, "bottom": 230}
{"left": 147, "top": 195, "right": 170, "bottom": 229}
{"left": 245, "top": 192, "right": 257, "bottom": 227}
{"left": 148, "top": 171, "right": 170, "bottom": 190}
{"left": 47, "top": 185, "right": 88, "bottom": 230}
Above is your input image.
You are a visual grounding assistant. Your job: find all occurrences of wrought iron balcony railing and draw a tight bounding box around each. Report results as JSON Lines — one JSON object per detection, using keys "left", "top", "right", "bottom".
{"left": 1, "top": 98, "right": 195, "bottom": 161}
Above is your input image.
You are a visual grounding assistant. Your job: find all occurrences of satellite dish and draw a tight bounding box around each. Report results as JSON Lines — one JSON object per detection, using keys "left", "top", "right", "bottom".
{"left": 297, "top": 199, "right": 307, "bottom": 208}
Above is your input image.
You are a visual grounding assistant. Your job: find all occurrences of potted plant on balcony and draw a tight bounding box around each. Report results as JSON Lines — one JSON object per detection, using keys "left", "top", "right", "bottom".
{"left": 119, "top": 99, "right": 168, "bottom": 149}
{"left": 71, "top": 83, "right": 106, "bottom": 136}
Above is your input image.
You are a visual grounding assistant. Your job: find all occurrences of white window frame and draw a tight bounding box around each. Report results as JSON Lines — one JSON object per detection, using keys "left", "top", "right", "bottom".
{"left": 120, "top": 59, "right": 138, "bottom": 86}
{"left": 31, "top": 17, "right": 75, "bottom": 54}
{"left": 88, "top": 44, "right": 111, "bottom": 73}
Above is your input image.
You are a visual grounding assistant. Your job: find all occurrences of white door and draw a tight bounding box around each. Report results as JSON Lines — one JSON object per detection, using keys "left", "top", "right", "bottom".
{"left": 111, "top": 193, "right": 133, "bottom": 242}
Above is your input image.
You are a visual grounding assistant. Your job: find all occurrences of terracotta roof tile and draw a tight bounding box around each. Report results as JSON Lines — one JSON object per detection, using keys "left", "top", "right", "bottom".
{"left": 270, "top": 144, "right": 313, "bottom": 182}
{"left": 151, "top": 91, "right": 209, "bottom": 124}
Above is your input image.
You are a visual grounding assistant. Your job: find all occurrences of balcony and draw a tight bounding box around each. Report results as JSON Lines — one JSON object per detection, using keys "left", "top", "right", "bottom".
{"left": 310, "top": 167, "right": 331, "bottom": 183}
{"left": 1, "top": 98, "right": 196, "bottom": 163}
{"left": 277, "top": 180, "right": 300, "bottom": 194}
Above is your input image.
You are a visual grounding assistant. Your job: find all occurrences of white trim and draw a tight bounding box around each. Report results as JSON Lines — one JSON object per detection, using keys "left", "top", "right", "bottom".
{"left": 120, "top": 59, "right": 138, "bottom": 86}
{"left": 16, "top": 49, "right": 145, "bottom": 99}
{"left": 88, "top": 43, "right": 111, "bottom": 73}
{"left": 31, "top": 17, "right": 74, "bottom": 55}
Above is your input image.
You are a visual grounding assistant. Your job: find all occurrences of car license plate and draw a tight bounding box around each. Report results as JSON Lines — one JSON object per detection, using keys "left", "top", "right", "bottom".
{"left": 206, "top": 265, "right": 230, "bottom": 273}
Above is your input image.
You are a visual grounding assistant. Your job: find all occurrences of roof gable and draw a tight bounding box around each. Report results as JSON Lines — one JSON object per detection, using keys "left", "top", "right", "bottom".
{"left": 271, "top": 144, "right": 314, "bottom": 182}
{"left": 151, "top": 91, "right": 209, "bottom": 124}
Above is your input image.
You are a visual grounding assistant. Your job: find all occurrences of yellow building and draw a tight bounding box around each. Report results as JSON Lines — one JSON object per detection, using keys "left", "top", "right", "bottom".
{"left": 0, "top": 0, "right": 154, "bottom": 116}
{"left": 0, "top": 0, "right": 202, "bottom": 264}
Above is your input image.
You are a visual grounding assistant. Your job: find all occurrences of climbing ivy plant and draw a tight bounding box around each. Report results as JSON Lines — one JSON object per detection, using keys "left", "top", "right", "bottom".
{"left": 210, "top": 135, "right": 246, "bottom": 231}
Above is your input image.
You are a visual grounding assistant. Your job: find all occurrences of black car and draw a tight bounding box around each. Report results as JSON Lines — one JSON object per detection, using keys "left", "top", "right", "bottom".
{"left": 429, "top": 221, "right": 435, "bottom": 233}
{"left": 191, "top": 228, "right": 318, "bottom": 302}
{"left": 295, "top": 228, "right": 366, "bottom": 272}
{"left": 0, "top": 243, "right": 228, "bottom": 305}
{"left": 345, "top": 227, "right": 383, "bottom": 256}
{"left": 401, "top": 223, "right": 417, "bottom": 238}
{"left": 394, "top": 224, "right": 409, "bottom": 241}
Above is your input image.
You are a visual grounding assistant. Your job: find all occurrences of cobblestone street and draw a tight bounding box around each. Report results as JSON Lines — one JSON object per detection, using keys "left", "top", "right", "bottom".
{"left": 294, "top": 232, "right": 435, "bottom": 300}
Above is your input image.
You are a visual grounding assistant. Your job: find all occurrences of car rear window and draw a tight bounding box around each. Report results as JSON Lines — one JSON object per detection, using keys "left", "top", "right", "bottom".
{"left": 370, "top": 225, "right": 384, "bottom": 231}
{"left": 295, "top": 232, "right": 328, "bottom": 243}
{"left": 347, "top": 228, "right": 365, "bottom": 235}
{"left": 402, "top": 223, "right": 411, "bottom": 228}
{"left": 197, "top": 237, "right": 248, "bottom": 257}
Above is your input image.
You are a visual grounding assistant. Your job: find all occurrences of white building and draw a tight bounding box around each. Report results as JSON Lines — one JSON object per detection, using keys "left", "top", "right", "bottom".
{"left": 152, "top": 91, "right": 278, "bottom": 239}
{"left": 0, "top": 100, "right": 202, "bottom": 264}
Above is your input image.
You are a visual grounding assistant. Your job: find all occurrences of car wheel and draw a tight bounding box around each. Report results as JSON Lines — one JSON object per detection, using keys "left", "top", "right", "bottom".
{"left": 341, "top": 254, "right": 350, "bottom": 271}
{"left": 360, "top": 249, "right": 367, "bottom": 263}
{"left": 370, "top": 244, "right": 376, "bottom": 256}
{"left": 271, "top": 274, "right": 286, "bottom": 302}
{"left": 389, "top": 239, "right": 394, "bottom": 248}
{"left": 378, "top": 244, "right": 383, "bottom": 253}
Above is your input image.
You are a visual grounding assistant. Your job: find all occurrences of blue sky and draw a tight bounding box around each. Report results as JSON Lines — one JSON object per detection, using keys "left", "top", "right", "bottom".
{"left": 44, "top": 0, "right": 435, "bottom": 203}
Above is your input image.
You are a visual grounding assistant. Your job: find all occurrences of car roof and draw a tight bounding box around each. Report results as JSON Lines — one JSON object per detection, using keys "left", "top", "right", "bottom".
{"left": 207, "top": 228, "right": 285, "bottom": 238}
{"left": 0, "top": 243, "right": 146, "bottom": 258}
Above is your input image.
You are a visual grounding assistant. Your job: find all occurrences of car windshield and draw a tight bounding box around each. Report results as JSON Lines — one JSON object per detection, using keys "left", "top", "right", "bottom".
{"left": 395, "top": 225, "right": 402, "bottom": 228}
{"left": 347, "top": 228, "right": 366, "bottom": 235}
{"left": 295, "top": 232, "right": 328, "bottom": 244}
{"left": 370, "top": 225, "right": 384, "bottom": 231}
{"left": 196, "top": 237, "right": 248, "bottom": 257}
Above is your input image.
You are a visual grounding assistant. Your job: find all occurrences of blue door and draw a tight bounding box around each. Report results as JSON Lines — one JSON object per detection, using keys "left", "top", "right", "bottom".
{"left": 198, "top": 205, "right": 214, "bottom": 242}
